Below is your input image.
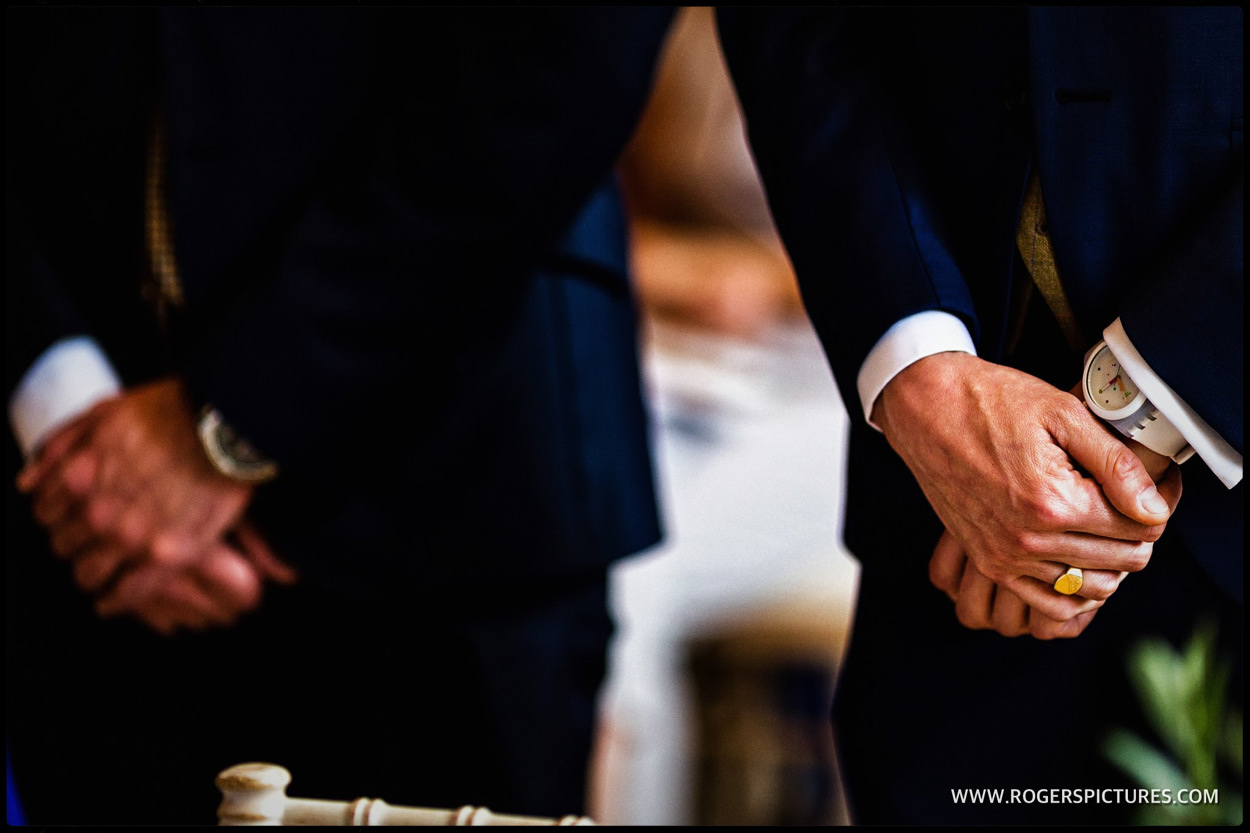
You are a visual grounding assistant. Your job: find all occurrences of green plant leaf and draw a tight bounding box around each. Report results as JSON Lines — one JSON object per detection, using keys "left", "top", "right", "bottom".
{"left": 1103, "top": 728, "right": 1191, "bottom": 792}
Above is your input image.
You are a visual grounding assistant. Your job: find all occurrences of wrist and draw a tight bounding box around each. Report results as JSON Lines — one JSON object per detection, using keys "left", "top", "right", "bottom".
{"left": 875, "top": 351, "right": 981, "bottom": 438}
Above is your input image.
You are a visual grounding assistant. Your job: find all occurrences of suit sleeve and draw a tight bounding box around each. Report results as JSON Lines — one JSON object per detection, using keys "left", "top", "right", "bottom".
{"left": 1117, "top": 172, "right": 1243, "bottom": 457}
{"left": 715, "top": 8, "right": 979, "bottom": 416}
{"left": 5, "top": 7, "right": 164, "bottom": 443}
{"left": 170, "top": 8, "right": 674, "bottom": 473}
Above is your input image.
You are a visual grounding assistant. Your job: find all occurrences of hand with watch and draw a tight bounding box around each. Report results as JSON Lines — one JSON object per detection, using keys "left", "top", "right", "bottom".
{"left": 15, "top": 378, "right": 292, "bottom": 633}
{"left": 1082, "top": 340, "right": 1195, "bottom": 465}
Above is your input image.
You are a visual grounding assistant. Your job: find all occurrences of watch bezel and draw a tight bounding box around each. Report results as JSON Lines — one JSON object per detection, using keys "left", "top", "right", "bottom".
{"left": 197, "top": 406, "right": 279, "bottom": 484}
{"left": 1082, "top": 341, "right": 1147, "bottom": 422}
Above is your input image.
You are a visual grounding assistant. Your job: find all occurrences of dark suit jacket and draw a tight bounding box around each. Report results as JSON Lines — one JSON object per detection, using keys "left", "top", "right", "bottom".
{"left": 7, "top": 7, "right": 674, "bottom": 595}
{"left": 719, "top": 6, "right": 1243, "bottom": 601}
{"left": 718, "top": 8, "right": 1242, "bottom": 824}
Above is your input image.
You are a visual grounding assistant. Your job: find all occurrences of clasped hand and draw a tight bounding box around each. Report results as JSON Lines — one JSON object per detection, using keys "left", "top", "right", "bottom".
{"left": 875, "top": 353, "right": 1182, "bottom": 639}
{"left": 16, "top": 377, "right": 296, "bottom": 635}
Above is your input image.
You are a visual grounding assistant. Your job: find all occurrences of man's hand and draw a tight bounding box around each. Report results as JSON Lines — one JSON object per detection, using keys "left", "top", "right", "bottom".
{"left": 926, "top": 391, "right": 1182, "bottom": 639}
{"left": 875, "top": 352, "right": 1179, "bottom": 622}
{"left": 16, "top": 376, "right": 296, "bottom": 633}
{"left": 929, "top": 531, "right": 1104, "bottom": 639}
{"left": 18, "top": 377, "right": 254, "bottom": 580}
{"left": 96, "top": 521, "right": 298, "bottom": 636}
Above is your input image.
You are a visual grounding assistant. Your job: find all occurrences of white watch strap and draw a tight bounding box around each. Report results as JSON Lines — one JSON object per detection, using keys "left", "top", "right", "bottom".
{"left": 1111, "top": 403, "right": 1192, "bottom": 462}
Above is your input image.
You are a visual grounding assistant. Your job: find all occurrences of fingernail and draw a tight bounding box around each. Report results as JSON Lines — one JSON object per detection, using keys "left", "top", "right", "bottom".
{"left": 1140, "top": 486, "right": 1169, "bottom": 515}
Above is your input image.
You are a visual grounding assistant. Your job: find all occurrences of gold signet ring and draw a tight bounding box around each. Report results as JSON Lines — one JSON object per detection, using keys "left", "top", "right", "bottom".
{"left": 1053, "top": 566, "right": 1084, "bottom": 595}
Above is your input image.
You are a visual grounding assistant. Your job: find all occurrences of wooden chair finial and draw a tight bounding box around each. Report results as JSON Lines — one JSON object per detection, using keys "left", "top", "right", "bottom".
{"left": 216, "top": 762, "right": 292, "bottom": 825}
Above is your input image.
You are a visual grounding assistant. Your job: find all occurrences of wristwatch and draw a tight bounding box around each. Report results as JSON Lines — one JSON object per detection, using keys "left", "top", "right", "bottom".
{"left": 1082, "top": 340, "right": 1193, "bottom": 463}
{"left": 196, "top": 406, "right": 279, "bottom": 484}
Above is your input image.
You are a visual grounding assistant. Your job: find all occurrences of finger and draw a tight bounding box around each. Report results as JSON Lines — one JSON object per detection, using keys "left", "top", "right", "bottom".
{"left": 1003, "top": 574, "right": 1104, "bottom": 622}
{"left": 1122, "top": 437, "right": 1173, "bottom": 482}
{"left": 1053, "top": 474, "right": 1170, "bottom": 545}
{"left": 160, "top": 570, "right": 234, "bottom": 628}
{"left": 954, "top": 565, "right": 997, "bottom": 631}
{"left": 1155, "top": 463, "right": 1182, "bottom": 511}
{"left": 48, "top": 494, "right": 126, "bottom": 561}
{"left": 48, "top": 515, "right": 95, "bottom": 559}
{"left": 116, "top": 502, "right": 157, "bottom": 553}
{"left": 195, "top": 545, "right": 265, "bottom": 616}
{"left": 1054, "top": 409, "right": 1173, "bottom": 526}
{"left": 15, "top": 409, "right": 100, "bottom": 492}
{"left": 928, "top": 530, "right": 966, "bottom": 601}
{"left": 988, "top": 585, "right": 1030, "bottom": 638}
{"left": 151, "top": 487, "right": 250, "bottom": 566}
{"left": 95, "top": 564, "right": 166, "bottom": 618}
{"left": 234, "top": 521, "right": 298, "bottom": 585}
{"left": 130, "top": 594, "right": 212, "bottom": 634}
{"left": 148, "top": 528, "right": 201, "bottom": 566}
{"left": 31, "top": 450, "right": 99, "bottom": 527}
{"left": 1041, "top": 564, "right": 1127, "bottom": 603}
{"left": 1028, "top": 606, "right": 1100, "bottom": 640}
{"left": 96, "top": 565, "right": 215, "bottom": 630}
{"left": 133, "top": 609, "right": 179, "bottom": 636}
{"left": 1009, "top": 532, "right": 1153, "bottom": 581}
{"left": 72, "top": 544, "right": 132, "bottom": 594}
{"left": 1069, "top": 385, "right": 1174, "bottom": 484}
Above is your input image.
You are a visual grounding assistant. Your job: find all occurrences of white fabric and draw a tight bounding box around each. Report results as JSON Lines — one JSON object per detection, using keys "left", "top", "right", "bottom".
{"left": 1104, "top": 318, "right": 1242, "bottom": 488}
{"left": 856, "top": 311, "right": 977, "bottom": 430}
{"left": 8, "top": 337, "right": 121, "bottom": 459}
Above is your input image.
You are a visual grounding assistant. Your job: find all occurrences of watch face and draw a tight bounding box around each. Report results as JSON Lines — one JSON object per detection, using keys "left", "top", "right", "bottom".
{"left": 1085, "top": 343, "right": 1139, "bottom": 415}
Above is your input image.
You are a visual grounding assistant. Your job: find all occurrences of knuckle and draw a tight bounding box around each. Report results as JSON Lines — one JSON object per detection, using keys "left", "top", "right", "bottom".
{"left": 1109, "top": 443, "right": 1141, "bottom": 482}
{"left": 1013, "top": 529, "right": 1048, "bottom": 557}
{"left": 1140, "top": 523, "right": 1166, "bottom": 544}
{"left": 1085, "top": 584, "right": 1113, "bottom": 602}
{"left": 996, "top": 622, "right": 1025, "bottom": 639}
{"left": 151, "top": 534, "right": 186, "bottom": 565}
{"left": 1086, "top": 579, "right": 1115, "bottom": 602}
{"left": 64, "top": 454, "right": 97, "bottom": 495}
{"left": 86, "top": 501, "right": 115, "bottom": 535}
{"left": 954, "top": 606, "right": 983, "bottom": 630}
{"left": 1030, "top": 494, "right": 1071, "bottom": 529}
{"left": 983, "top": 563, "right": 1014, "bottom": 586}
{"left": 1052, "top": 395, "right": 1088, "bottom": 427}
{"left": 1123, "top": 542, "right": 1152, "bottom": 572}
{"left": 1030, "top": 624, "right": 1059, "bottom": 641}
{"left": 118, "top": 511, "right": 150, "bottom": 550}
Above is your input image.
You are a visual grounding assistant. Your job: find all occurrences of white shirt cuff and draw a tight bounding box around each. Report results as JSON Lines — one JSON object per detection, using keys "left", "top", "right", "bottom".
{"left": 1104, "top": 318, "right": 1242, "bottom": 489}
{"left": 8, "top": 337, "right": 122, "bottom": 459}
{"left": 857, "top": 311, "right": 978, "bottom": 431}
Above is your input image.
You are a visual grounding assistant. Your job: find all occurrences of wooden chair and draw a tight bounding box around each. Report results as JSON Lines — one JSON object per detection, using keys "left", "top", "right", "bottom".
{"left": 216, "top": 763, "right": 595, "bottom": 826}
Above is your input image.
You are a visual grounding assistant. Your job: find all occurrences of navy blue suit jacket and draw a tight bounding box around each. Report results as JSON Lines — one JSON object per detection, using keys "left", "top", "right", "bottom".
{"left": 719, "top": 9, "right": 1242, "bottom": 823}
{"left": 7, "top": 7, "right": 675, "bottom": 594}
{"left": 720, "top": 6, "right": 1243, "bottom": 600}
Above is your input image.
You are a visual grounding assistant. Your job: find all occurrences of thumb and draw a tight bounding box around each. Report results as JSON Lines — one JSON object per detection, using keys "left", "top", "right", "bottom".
{"left": 1059, "top": 410, "right": 1172, "bottom": 525}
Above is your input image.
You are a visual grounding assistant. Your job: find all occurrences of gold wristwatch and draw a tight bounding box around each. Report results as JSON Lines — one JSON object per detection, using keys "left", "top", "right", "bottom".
{"left": 196, "top": 406, "right": 280, "bottom": 484}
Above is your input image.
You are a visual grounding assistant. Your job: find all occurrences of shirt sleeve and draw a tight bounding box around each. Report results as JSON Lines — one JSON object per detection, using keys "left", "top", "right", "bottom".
{"left": 8, "top": 337, "right": 121, "bottom": 459}
{"left": 1104, "top": 318, "right": 1242, "bottom": 488}
{"left": 857, "top": 311, "right": 978, "bottom": 430}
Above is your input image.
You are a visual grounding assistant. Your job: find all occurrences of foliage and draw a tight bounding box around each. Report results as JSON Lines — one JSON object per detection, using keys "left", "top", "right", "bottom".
{"left": 1103, "top": 620, "right": 1242, "bottom": 825}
